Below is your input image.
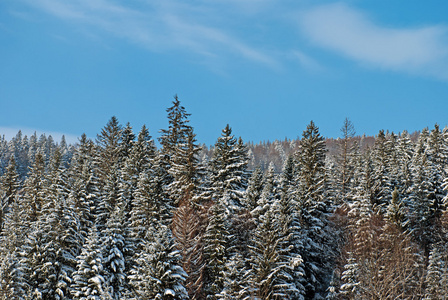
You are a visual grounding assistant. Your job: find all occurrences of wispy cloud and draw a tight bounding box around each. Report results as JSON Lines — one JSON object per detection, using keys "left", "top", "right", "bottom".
{"left": 290, "top": 50, "right": 323, "bottom": 72}
{"left": 298, "top": 3, "right": 448, "bottom": 79}
{"left": 21, "top": 0, "right": 278, "bottom": 68}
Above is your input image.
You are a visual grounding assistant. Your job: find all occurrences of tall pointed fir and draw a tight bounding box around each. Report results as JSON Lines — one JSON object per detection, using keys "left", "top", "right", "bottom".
{"left": 396, "top": 131, "right": 414, "bottom": 196}
{"left": 159, "top": 98, "right": 206, "bottom": 299}
{"left": 295, "top": 120, "right": 335, "bottom": 299}
{"left": 409, "top": 128, "right": 442, "bottom": 255}
{"left": 102, "top": 205, "right": 130, "bottom": 300}
{"left": 67, "top": 133, "right": 99, "bottom": 242}
{"left": 424, "top": 242, "right": 448, "bottom": 299}
{"left": 209, "top": 124, "right": 249, "bottom": 211}
{"left": 423, "top": 124, "right": 447, "bottom": 239}
{"left": 243, "top": 166, "right": 264, "bottom": 212}
{"left": 274, "top": 158, "right": 306, "bottom": 299}
{"left": 247, "top": 206, "right": 299, "bottom": 299}
{"left": 0, "top": 155, "right": 20, "bottom": 233}
{"left": 203, "top": 199, "right": 231, "bottom": 299}
{"left": 120, "top": 125, "right": 156, "bottom": 217}
{"left": 159, "top": 95, "right": 192, "bottom": 162}
{"left": 95, "top": 116, "right": 123, "bottom": 230}
{"left": 129, "top": 154, "right": 173, "bottom": 251}
{"left": 19, "top": 150, "right": 46, "bottom": 236}
{"left": 20, "top": 149, "right": 81, "bottom": 299}
{"left": 208, "top": 125, "right": 249, "bottom": 280}
{"left": 371, "top": 130, "right": 392, "bottom": 210}
{"left": 129, "top": 224, "right": 188, "bottom": 300}
{"left": 71, "top": 226, "right": 112, "bottom": 300}
{"left": 335, "top": 118, "right": 357, "bottom": 203}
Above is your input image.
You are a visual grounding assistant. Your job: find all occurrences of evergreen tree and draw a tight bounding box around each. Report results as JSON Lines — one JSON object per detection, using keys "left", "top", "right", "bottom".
{"left": 203, "top": 200, "right": 230, "bottom": 299}
{"left": 0, "top": 251, "right": 27, "bottom": 299}
{"left": 120, "top": 125, "right": 156, "bottom": 216}
{"left": 168, "top": 127, "right": 205, "bottom": 206}
{"left": 67, "top": 134, "right": 99, "bottom": 242}
{"left": 96, "top": 117, "right": 123, "bottom": 229}
{"left": 295, "top": 120, "right": 334, "bottom": 299}
{"left": 159, "top": 95, "right": 192, "bottom": 160}
{"left": 424, "top": 242, "right": 448, "bottom": 299}
{"left": 0, "top": 156, "right": 20, "bottom": 233}
{"left": 209, "top": 124, "right": 249, "bottom": 211}
{"left": 247, "top": 207, "right": 298, "bottom": 299}
{"left": 339, "top": 253, "right": 360, "bottom": 299}
{"left": 129, "top": 155, "right": 172, "bottom": 248}
{"left": 129, "top": 224, "right": 188, "bottom": 300}
{"left": 217, "top": 253, "right": 250, "bottom": 300}
{"left": 243, "top": 166, "right": 264, "bottom": 212}
{"left": 21, "top": 151, "right": 46, "bottom": 226}
{"left": 371, "top": 130, "right": 392, "bottom": 209}
{"left": 102, "top": 205, "right": 130, "bottom": 300}
{"left": 21, "top": 149, "right": 81, "bottom": 299}
{"left": 71, "top": 226, "right": 111, "bottom": 300}
{"left": 335, "top": 118, "right": 356, "bottom": 202}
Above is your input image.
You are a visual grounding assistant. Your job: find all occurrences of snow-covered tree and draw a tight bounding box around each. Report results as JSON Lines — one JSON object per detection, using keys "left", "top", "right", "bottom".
{"left": 203, "top": 200, "right": 231, "bottom": 299}
{"left": 71, "top": 226, "right": 111, "bottom": 300}
{"left": 295, "top": 120, "right": 335, "bottom": 299}
{"left": 209, "top": 125, "right": 249, "bottom": 211}
{"left": 129, "top": 224, "right": 188, "bottom": 300}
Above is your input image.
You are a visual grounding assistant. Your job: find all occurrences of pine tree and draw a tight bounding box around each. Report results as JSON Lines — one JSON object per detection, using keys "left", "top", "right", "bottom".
{"left": 129, "top": 224, "right": 188, "bottom": 300}
{"left": 96, "top": 117, "right": 123, "bottom": 229}
{"left": 120, "top": 125, "right": 156, "bottom": 217}
{"left": 0, "top": 251, "right": 27, "bottom": 299}
{"left": 340, "top": 253, "right": 360, "bottom": 299}
{"left": 102, "top": 205, "right": 130, "bottom": 300}
{"left": 247, "top": 207, "right": 298, "bottom": 299}
{"left": 203, "top": 200, "right": 230, "bottom": 299}
{"left": 335, "top": 118, "right": 356, "bottom": 202}
{"left": 67, "top": 134, "right": 99, "bottom": 242}
{"left": 20, "top": 149, "right": 81, "bottom": 299}
{"left": 217, "top": 252, "right": 250, "bottom": 300}
{"left": 295, "top": 120, "right": 334, "bottom": 299}
{"left": 209, "top": 124, "right": 249, "bottom": 211}
{"left": 371, "top": 130, "right": 392, "bottom": 209}
{"left": 168, "top": 127, "right": 205, "bottom": 206}
{"left": 0, "top": 156, "right": 20, "bottom": 233}
{"left": 159, "top": 95, "right": 192, "bottom": 161}
{"left": 424, "top": 242, "right": 448, "bottom": 299}
{"left": 71, "top": 226, "right": 111, "bottom": 300}
{"left": 243, "top": 166, "right": 264, "bottom": 211}
{"left": 21, "top": 151, "right": 46, "bottom": 226}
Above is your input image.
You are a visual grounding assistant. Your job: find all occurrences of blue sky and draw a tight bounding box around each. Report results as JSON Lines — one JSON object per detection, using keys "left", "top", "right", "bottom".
{"left": 1, "top": 0, "right": 448, "bottom": 145}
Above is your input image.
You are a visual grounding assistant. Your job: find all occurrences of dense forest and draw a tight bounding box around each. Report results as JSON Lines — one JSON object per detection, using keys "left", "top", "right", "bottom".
{"left": 1, "top": 96, "right": 447, "bottom": 299}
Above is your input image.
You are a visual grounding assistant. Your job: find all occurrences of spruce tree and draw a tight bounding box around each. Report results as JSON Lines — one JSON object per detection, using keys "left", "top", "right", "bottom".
{"left": 129, "top": 224, "right": 188, "bottom": 300}
{"left": 71, "top": 226, "right": 111, "bottom": 300}
{"left": 295, "top": 120, "right": 334, "bottom": 299}
{"left": 102, "top": 205, "right": 130, "bottom": 300}
{"left": 67, "top": 134, "right": 99, "bottom": 242}
{"left": 247, "top": 207, "right": 298, "bottom": 299}
{"left": 203, "top": 200, "right": 230, "bottom": 299}
{"left": 209, "top": 124, "right": 249, "bottom": 211}
{"left": 0, "top": 156, "right": 20, "bottom": 233}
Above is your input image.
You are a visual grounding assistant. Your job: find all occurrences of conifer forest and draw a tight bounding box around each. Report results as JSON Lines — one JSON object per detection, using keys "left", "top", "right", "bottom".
{"left": 2, "top": 97, "right": 448, "bottom": 299}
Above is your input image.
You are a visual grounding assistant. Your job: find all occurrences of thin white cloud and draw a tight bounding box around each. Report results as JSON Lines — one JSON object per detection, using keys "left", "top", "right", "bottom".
{"left": 299, "top": 3, "right": 448, "bottom": 79}
{"left": 21, "top": 0, "right": 277, "bottom": 68}
{"left": 291, "top": 50, "right": 323, "bottom": 72}
{"left": 0, "top": 127, "right": 80, "bottom": 144}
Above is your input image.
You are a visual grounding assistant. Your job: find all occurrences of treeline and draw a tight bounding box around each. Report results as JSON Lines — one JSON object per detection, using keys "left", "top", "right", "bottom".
{"left": 0, "top": 96, "right": 448, "bottom": 299}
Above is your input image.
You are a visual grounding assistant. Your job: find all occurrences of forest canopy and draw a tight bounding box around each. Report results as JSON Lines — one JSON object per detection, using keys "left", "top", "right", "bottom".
{"left": 0, "top": 97, "right": 447, "bottom": 299}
